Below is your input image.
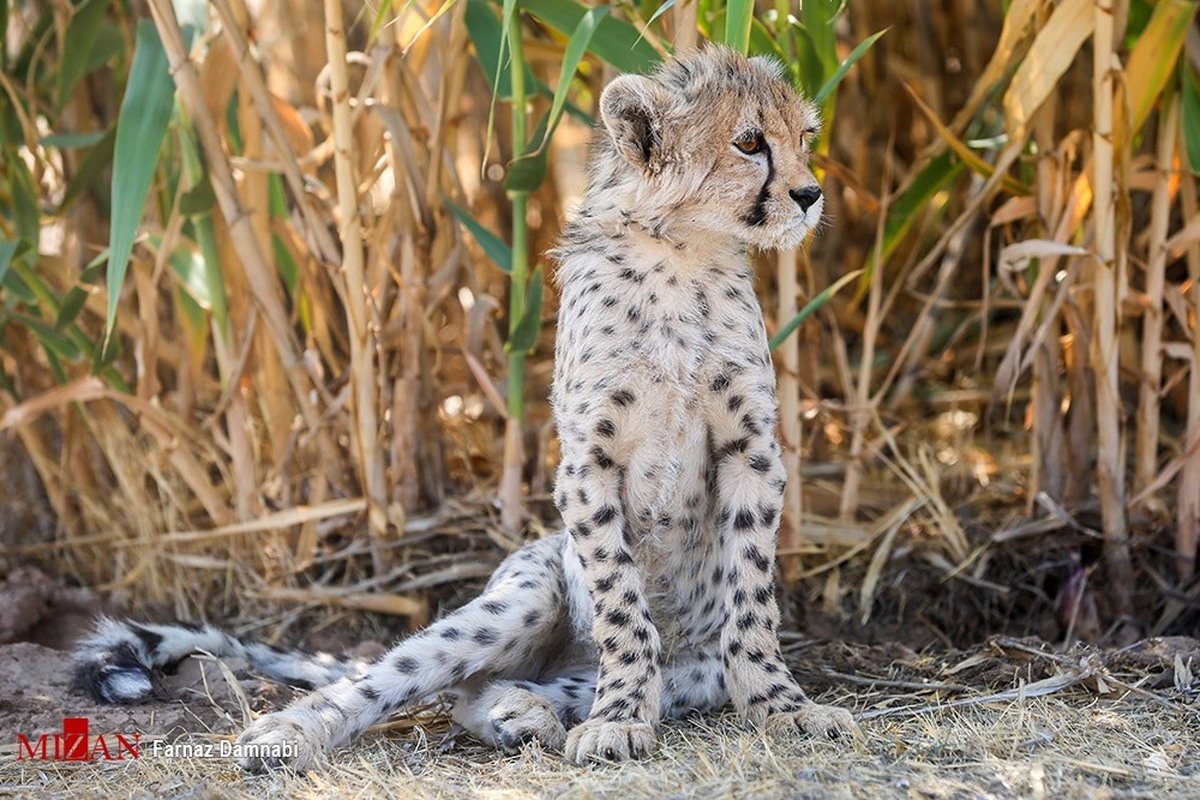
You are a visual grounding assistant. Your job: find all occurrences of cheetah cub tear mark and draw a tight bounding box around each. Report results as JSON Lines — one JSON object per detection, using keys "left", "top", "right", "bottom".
{"left": 72, "top": 46, "right": 859, "bottom": 771}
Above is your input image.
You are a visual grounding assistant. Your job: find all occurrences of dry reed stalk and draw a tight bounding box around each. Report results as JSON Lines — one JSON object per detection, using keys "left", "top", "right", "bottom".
{"left": 379, "top": 8, "right": 450, "bottom": 512}
{"left": 1133, "top": 97, "right": 1179, "bottom": 499}
{"left": 674, "top": 0, "right": 699, "bottom": 50}
{"left": 145, "top": 0, "right": 342, "bottom": 477}
{"left": 233, "top": 60, "right": 292, "bottom": 484}
{"left": 1090, "top": 0, "right": 1134, "bottom": 616}
{"left": 839, "top": 157, "right": 891, "bottom": 521}
{"left": 323, "top": 0, "right": 389, "bottom": 566}
{"left": 210, "top": 0, "right": 341, "bottom": 269}
{"left": 1177, "top": 169, "right": 1200, "bottom": 581}
{"left": 499, "top": 16, "right": 531, "bottom": 535}
{"left": 776, "top": 248, "right": 802, "bottom": 578}
{"left": 1030, "top": 91, "right": 1066, "bottom": 504}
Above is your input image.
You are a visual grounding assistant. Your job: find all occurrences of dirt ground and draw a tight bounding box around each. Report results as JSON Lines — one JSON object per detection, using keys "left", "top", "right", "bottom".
{"left": 1, "top": 617, "right": 1197, "bottom": 799}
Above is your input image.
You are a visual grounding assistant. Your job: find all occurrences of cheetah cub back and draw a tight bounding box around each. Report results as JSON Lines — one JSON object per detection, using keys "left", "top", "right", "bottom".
{"left": 72, "top": 46, "right": 857, "bottom": 771}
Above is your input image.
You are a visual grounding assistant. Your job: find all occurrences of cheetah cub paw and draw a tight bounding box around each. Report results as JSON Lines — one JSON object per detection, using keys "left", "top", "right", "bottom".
{"left": 564, "top": 718, "right": 656, "bottom": 764}
{"left": 764, "top": 701, "right": 862, "bottom": 742}
{"left": 488, "top": 688, "right": 567, "bottom": 752}
{"left": 236, "top": 710, "right": 328, "bottom": 773}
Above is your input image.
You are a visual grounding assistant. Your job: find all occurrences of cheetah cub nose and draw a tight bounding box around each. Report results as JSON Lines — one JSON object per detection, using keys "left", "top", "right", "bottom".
{"left": 789, "top": 185, "right": 822, "bottom": 212}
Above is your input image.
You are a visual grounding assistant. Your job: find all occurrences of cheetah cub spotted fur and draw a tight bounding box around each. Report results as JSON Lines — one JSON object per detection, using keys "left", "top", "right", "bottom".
{"left": 73, "top": 46, "right": 858, "bottom": 770}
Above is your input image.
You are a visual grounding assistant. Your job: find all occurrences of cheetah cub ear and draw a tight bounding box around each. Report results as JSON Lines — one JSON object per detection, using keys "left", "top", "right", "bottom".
{"left": 599, "top": 74, "right": 672, "bottom": 175}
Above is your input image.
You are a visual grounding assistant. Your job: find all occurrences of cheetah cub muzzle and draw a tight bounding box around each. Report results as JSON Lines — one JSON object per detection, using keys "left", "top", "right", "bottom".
{"left": 72, "top": 45, "right": 860, "bottom": 771}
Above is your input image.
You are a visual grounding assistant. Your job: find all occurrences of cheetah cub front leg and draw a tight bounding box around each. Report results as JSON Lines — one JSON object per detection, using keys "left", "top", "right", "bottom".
{"left": 556, "top": 435, "right": 662, "bottom": 763}
{"left": 709, "top": 370, "right": 860, "bottom": 742}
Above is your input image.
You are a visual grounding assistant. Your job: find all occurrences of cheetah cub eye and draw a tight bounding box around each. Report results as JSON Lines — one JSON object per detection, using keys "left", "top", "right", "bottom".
{"left": 733, "top": 131, "right": 766, "bottom": 155}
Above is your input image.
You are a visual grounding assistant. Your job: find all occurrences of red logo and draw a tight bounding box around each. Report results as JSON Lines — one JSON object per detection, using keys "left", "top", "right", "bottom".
{"left": 17, "top": 718, "right": 139, "bottom": 761}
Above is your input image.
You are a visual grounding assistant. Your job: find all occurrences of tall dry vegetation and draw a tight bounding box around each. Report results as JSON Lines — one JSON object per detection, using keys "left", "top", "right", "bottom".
{"left": 1, "top": 0, "right": 1198, "bottom": 638}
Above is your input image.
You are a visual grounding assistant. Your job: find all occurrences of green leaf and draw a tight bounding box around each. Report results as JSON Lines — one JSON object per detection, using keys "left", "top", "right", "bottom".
{"left": 59, "top": 124, "right": 116, "bottom": 212}
{"left": 641, "top": 0, "right": 677, "bottom": 37}
{"left": 1182, "top": 65, "right": 1200, "bottom": 174}
{"left": 788, "top": 22, "right": 828, "bottom": 99}
{"left": 747, "top": 18, "right": 787, "bottom": 64}
{"left": 39, "top": 130, "right": 107, "bottom": 149}
{"left": 444, "top": 197, "right": 513, "bottom": 273}
{"left": 0, "top": 0, "right": 8, "bottom": 72}
{"left": 465, "top": 0, "right": 523, "bottom": 98}
{"left": 268, "top": 173, "right": 288, "bottom": 217}
{"left": 179, "top": 176, "right": 215, "bottom": 215}
{"left": 80, "top": 249, "right": 109, "bottom": 284}
{"left": 274, "top": 234, "right": 299, "bottom": 297}
{"left": 815, "top": 28, "right": 887, "bottom": 105}
{"left": 520, "top": 0, "right": 661, "bottom": 74}
{"left": 0, "top": 240, "right": 18, "bottom": 287}
{"left": 16, "top": 313, "right": 82, "bottom": 362}
{"left": 370, "top": 0, "right": 397, "bottom": 40}
{"left": 57, "top": 0, "right": 109, "bottom": 111}
{"left": 173, "top": 281, "right": 209, "bottom": 359}
{"left": 106, "top": 19, "right": 176, "bottom": 342}
{"left": 536, "top": 5, "right": 611, "bottom": 153}
{"left": 168, "top": 239, "right": 212, "bottom": 310}
{"left": 176, "top": 119, "right": 229, "bottom": 332}
{"left": 1125, "top": 0, "right": 1199, "bottom": 134}
{"left": 1, "top": 243, "right": 36, "bottom": 302}
{"left": 5, "top": 148, "right": 40, "bottom": 249}
{"left": 770, "top": 269, "right": 863, "bottom": 350}
{"left": 508, "top": 265, "right": 544, "bottom": 353}
{"left": 55, "top": 286, "right": 90, "bottom": 330}
{"left": 506, "top": 112, "right": 551, "bottom": 192}
{"left": 724, "top": 0, "right": 754, "bottom": 54}
{"left": 798, "top": 0, "right": 844, "bottom": 72}
{"left": 863, "top": 151, "right": 964, "bottom": 291}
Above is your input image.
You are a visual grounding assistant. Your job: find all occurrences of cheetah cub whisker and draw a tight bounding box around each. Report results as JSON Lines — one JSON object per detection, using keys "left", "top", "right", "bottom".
{"left": 72, "top": 46, "right": 859, "bottom": 771}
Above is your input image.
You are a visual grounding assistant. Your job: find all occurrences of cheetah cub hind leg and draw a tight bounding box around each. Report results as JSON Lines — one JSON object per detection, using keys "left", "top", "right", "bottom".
{"left": 484, "top": 686, "right": 568, "bottom": 752}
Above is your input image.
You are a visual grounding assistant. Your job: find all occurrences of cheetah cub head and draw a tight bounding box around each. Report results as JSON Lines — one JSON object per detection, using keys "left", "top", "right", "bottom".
{"left": 598, "top": 46, "right": 822, "bottom": 250}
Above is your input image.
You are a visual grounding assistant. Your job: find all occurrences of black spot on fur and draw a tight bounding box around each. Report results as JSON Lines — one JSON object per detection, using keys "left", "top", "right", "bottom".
{"left": 611, "top": 389, "right": 635, "bottom": 407}
{"left": 744, "top": 544, "right": 771, "bottom": 572}
{"left": 749, "top": 454, "right": 772, "bottom": 473}
{"left": 593, "top": 505, "right": 618, "bottom": 525}
{"left": 733, "top": 508, "right": 756, "bottom": 531}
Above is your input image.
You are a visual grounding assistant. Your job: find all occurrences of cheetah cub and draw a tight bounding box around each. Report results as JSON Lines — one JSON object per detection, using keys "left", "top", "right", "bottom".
{"left": 73, "top": 46, "right": 857, "bottom": 770}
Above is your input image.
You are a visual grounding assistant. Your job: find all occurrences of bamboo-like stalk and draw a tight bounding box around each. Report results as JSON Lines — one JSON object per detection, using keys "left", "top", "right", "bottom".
{"left": 839, "top": 190, "right": 887, "bottom": 521}
{"left": 323, "top": 0, "right": 389, "bottom": 565}
{"left": 145, "top": 0, "right": 342, "bottom": 477}
{"left": 1090, "top": 0, "right": 1133, "bottom": 616}
{"left": 674, "top": 0, "right": 699, "bottom": 50}
{"left": 211, "top": 0, "right": 342, "bottom": 271}
{"left": 499, "top": 13, "right": 530, "bottom": 534}
{"left": 1030, "top": 91, "right": 1065, "bottom": 504}
{"left": 776, "top": 248, "right": 802, "bottom": 578}
{"left": 229, "top": 3, "right": 291, "bottom": 482}
{"left": 1133, "top": 97, "right": 1179, "bottom": 498}
{"left": 1177, "top": 168, "right": 1200, "bottom": 581}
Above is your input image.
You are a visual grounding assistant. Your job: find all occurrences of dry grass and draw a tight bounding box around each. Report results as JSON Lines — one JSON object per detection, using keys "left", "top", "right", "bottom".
{"left": 3, "top": 694, "right": 1196, "bottom": 799}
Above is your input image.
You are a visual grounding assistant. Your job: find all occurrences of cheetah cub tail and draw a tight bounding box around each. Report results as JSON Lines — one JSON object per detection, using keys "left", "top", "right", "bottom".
{"left": 73, "top": 616, "right": 368, "bottom": 704}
